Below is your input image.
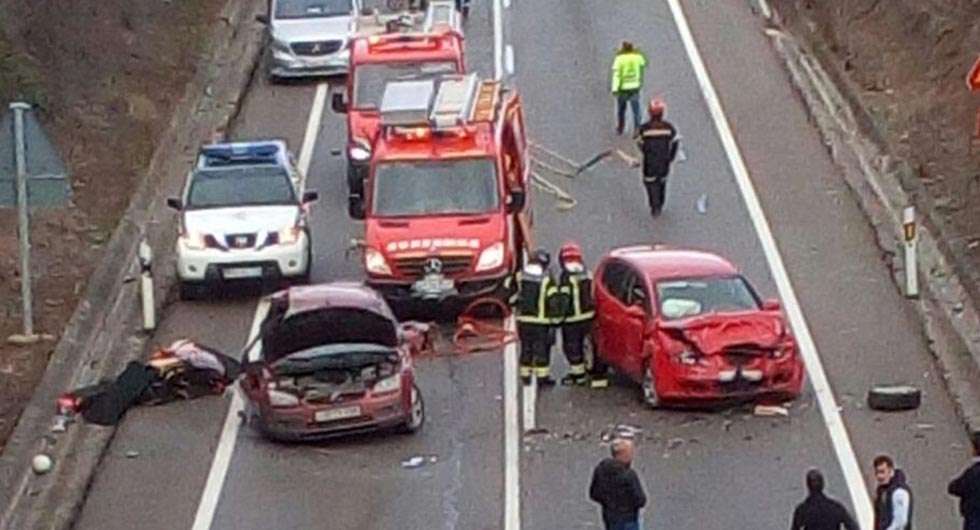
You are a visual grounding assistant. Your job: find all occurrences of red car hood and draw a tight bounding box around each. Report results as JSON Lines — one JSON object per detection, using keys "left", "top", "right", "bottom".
{"left": 658, "top": 311, "right": 786, "bottom": 354}
{"left": 367, "top": 214, "right": 505, "bottom": 256}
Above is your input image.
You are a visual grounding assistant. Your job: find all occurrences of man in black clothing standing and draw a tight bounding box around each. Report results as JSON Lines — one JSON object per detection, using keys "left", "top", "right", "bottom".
{"left": 948, "top": 442, "right": 980, "bottom": 530}
{"left": 791, "top": 469, "right": 859, "bottom": 530}
{"left": 635, "top": 98, "right": 679, "bottom": 216}
{"left": 589, "top": 437, "right": 647, "bottom": 530}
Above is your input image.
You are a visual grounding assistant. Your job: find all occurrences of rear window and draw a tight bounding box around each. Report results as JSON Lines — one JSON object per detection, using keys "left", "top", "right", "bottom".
{"left": 353, "top": 61, "right": 458, "bottom": 109}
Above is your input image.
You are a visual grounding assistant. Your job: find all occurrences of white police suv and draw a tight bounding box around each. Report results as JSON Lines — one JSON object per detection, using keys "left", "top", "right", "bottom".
{"left": 167, "top": 140, "right": 318, "bottom": 299}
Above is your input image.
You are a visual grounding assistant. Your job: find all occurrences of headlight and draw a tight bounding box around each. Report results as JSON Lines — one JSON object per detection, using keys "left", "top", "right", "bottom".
{"left": 771, "top": 341, "right": 795, "bottom": 359}
{"left": 475, "top": 242, "right": 505, "bottom": 272}
{"left": 674, "top": 349, "right": 699, "bottom": 365}
{"left": 364, "top": 247, "right": 392, "bottom": 275}
{"left": 349, "top": 144, "right": 371, "bottom": 162}
{"left": 271, "top": 38, "right": 291, "bottom": 54}
{"left": 267, "top": 389, "right": 300, "bottom": 408}
{"left": 181, "top": 232, "right": 207, "bottom": 250}
{"left": 373, "top": 374, "right": 401, "bottom": 394}
{"left": 277, "top": 226, "right": 301, "bottom": 245}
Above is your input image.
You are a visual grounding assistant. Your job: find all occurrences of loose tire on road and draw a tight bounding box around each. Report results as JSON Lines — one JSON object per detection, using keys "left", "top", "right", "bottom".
{"left": 867, "top": 385, "right": 921, "bottom": 411}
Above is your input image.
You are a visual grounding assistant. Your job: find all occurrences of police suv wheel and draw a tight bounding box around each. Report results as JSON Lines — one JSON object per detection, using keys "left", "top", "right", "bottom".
{"left": 641, "top": 362, "right": 660, "bottom": 409}
{"left": 867, "top": 385, "right": 921, "bottom": 411}
{"left": 179, "top": 282, "right": 205, "bottom": 301}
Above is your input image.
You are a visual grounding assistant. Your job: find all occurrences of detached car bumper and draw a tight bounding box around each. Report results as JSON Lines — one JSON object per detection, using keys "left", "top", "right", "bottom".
{"left": 176, "top": 236, "right": 309, "bottom": 283}
{"left": 269, "top": 49, "right": 349, "bottom": 78}
{"left": 253, "top": 391, "right": 409, "bottom": 442}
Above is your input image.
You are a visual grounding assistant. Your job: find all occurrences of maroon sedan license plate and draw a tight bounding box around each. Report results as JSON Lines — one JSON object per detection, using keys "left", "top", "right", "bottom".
{"left": 314, "top": 405, "right": 362, "bottom": 423}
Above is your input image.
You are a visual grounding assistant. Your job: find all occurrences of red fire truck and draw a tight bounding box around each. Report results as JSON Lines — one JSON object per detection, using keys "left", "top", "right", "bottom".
{"left": 353, "top": 73, "right": 532, "bottom": 306}
{"left": 332, "top": 1, "right": 466, "bottom": 207}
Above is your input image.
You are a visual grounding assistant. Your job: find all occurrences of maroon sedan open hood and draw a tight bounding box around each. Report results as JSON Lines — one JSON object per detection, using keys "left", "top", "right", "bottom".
{"left": 658, "top": 312, "right": 785, "bottom": 355}
{"left": 260, "top": 283, "right": 399, "bottom": 365}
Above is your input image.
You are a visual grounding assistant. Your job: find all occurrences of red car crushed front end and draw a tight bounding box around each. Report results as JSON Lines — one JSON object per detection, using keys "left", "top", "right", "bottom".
{"left": 652, "top": 311, "right": 804, "bottom": 403}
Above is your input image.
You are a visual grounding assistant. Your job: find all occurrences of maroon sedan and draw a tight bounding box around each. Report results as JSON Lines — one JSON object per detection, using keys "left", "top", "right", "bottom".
{"left": 593, "top": 245, "right": 804, "bottom": 407}
{"left": 240, "top": 282, "right": 425, "bottom": 441}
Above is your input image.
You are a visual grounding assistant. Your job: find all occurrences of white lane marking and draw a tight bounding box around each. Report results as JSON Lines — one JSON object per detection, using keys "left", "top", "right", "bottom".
{"left": 297, "top": 83, "right": 328, "bottom": 178}
{"left": 502, "top": 315, "right": 521, "bottom": 530}
{"left": 664, "top": 0, "right": 873, "bottom": 526}
{"left": 190, "top": 82, "right": 326, "bottom": 530}
{"left": 521, "top": 373, "right": 536, "bottom": 432}
{"left": 493, "top": 0, "right": 504, "bottom": 80}
{"left": 505, "top": 44, "right": 516, "bottom": 77}
{"left": 190, "top": 299, "right": 270, "bottom": 530}
{"left": 503, "top": 0, "right": 511, "bottom": 9}
{"left": 757, "top": 0, "right": 772, "bottom": 19}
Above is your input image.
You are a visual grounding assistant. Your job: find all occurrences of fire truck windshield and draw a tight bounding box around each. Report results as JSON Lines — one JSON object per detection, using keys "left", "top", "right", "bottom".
{"left": 372, "top": 159, "right": 499, "bottom": 217}
{"left": 353, "top": 61, "right": 457, "bottom": 109}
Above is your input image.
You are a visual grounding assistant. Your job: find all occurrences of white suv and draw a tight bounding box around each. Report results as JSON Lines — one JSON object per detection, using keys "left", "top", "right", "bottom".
{"left": 167, "top": 140, "right": 318, "bottom": 300}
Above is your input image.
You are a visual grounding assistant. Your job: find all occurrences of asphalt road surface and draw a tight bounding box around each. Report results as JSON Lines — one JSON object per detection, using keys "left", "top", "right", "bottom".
{"left": 74, "top": 1, "right": 971, "bottom": 529}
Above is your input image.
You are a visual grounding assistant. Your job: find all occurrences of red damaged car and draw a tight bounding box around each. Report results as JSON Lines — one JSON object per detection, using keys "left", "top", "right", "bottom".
{"left": 241, "top": 282, "right": 425, "bottom": 441}
{"left": 593, "top": 246, "right": 804, "bottom": 407}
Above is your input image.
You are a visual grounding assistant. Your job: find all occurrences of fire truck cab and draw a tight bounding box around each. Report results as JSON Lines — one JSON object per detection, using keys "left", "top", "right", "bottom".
{"left": 331, "top": 1, "right": 465, "bottom": 205}
{"left": 355, "top": 73, "right": 531, "bottom": 305}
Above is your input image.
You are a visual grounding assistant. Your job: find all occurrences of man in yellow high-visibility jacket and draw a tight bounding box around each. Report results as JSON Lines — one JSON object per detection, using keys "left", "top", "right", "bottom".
{"left": 610, "top": 41, "right": 647, "bottom": 136}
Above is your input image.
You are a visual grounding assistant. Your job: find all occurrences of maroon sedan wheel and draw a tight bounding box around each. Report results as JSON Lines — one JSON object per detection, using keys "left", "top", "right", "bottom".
{"left": 399, "top": 384, "right": 425, "bottom": 434}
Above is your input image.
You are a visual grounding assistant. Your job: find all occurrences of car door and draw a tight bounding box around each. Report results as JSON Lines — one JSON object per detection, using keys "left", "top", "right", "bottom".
{"left": 619, "top": 268, "right": 652, "bottom": 380}
{"left": 594, "top": 260, "right": 632, "bottom": 371}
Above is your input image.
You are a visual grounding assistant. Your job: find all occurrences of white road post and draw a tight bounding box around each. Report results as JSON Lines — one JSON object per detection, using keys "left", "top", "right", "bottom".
{"left": 11, "top": 102, "right": 35, "bottom": 338}
{"left": 903, "top": 206, "right": 919, "bottom": 298}
{"left": 138, "top": 238, "right": 156, "bottom": 331}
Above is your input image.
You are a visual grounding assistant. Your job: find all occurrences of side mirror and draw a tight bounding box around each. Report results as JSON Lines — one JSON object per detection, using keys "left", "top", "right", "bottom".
{"left": 255, "top": 14, "right": 270, "bottom": 24}
{"left": 166, "top": 197, "right": 182, "bottom": 211}
{"left": 505, "top": 189, "right": 525, "bottom": 213}
{"left": 331, "top": 92, "right": 348, "bottom": 114}
{"left": 348, "top": 195, "right": 365, "bottom": 220}
{"left": 762, "top": 298, "right": 781, "bottom": 311}
{"left": 302, "top": 190, "right": 319, "bottom": 203}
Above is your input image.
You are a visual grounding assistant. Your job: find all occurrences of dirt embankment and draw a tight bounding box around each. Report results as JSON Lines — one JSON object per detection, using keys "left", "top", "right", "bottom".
{"left": 0, "top": 0, "right": 225, "bottom": 449}
{"left": 772, "top": 0, "right": 980, "bottom": 300}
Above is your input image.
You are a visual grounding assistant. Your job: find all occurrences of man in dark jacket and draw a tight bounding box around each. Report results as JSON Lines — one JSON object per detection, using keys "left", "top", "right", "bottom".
{"left": 873, "top": 455, "right": 913, "bottom": 530}
{"left": 635, "top": 98, "right": 679, "bottom": 216}
{"left": 589, "top": 437, "right": 647, "bottom": 530}
{"left": 948, "top": 442, "right": 980, "bottom": 530}
{"left": 791, "top": 469, "right": 859, "bottom": 530}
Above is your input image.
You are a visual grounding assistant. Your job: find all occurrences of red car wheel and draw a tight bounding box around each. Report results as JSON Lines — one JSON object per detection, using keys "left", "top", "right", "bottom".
{"left": 399, "top": 384, "right": 425, "bottom": 434}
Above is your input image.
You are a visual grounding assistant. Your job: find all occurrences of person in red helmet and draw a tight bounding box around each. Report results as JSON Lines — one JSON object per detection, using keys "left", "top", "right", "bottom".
{"left": 636, "top": 99, "right": 679, "bottom": 216}
{"left": 553, "top": 242, "right": 597, "bottom": 386}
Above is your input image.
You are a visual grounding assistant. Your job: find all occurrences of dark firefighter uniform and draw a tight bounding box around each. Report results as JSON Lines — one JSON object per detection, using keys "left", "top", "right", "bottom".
{"left": 509, "top": 261, "right": 561, "bottom": 384}
{"left": 637, "top": 113, "right": 679, "bottom": 216}
{"left": 554, "top": 262, "right": 595, "bottom": 386}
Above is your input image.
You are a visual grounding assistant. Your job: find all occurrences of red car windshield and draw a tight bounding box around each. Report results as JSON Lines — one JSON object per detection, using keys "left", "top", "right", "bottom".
{"left": 655, "top": 276, "right": 760, "bottom": 320}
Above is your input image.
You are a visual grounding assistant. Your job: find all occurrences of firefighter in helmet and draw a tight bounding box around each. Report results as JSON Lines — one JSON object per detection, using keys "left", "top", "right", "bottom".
{"left": 510, "top": 249, "right": 559, "bottom": 386}
{"left": 553, "top": 242, "right": 596, "bottom": 386}
{"left": 636, "top": 98, "right": 679, "bottom": 216}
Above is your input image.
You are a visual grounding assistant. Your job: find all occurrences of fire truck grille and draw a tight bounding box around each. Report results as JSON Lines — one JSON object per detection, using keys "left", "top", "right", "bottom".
{"left": 394, "top": 255, "right": 473, "bottom": 278}
{"left": 291, "top": 40, "right": 343, "bottom": 56}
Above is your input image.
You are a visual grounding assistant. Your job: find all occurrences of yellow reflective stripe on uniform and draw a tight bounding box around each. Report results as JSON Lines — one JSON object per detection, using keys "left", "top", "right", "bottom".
{"left": 568, "top": 363, "right": 586, "bottom": 376}
{"left": 562, "top": 276, "right": 595, "bottom": 322}
{"left": 533, "top": 366, "right": 550, "bottom": 378}
{"left": 516, "top": 276, "right": 554, "bottom": 324}
{"left": 519, "top": 365, "right": 533, "bottom": 377}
